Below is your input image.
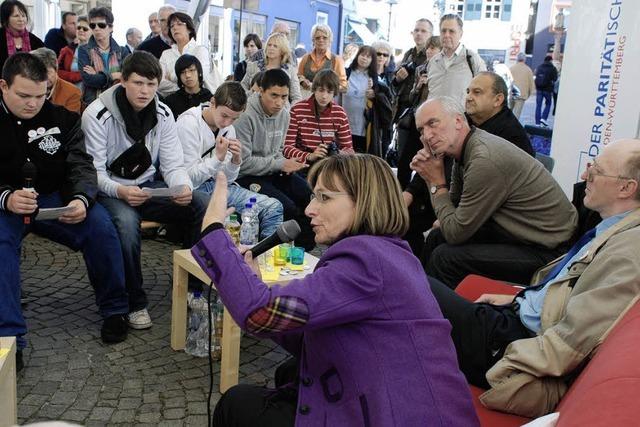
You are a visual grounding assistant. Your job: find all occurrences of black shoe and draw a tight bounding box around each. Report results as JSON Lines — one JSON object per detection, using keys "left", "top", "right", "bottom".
{"left": 101, "top": 315, "right": 128, "bottom": 343}
{"left": 16, "top": 349, "right": 24, "bottom": 372}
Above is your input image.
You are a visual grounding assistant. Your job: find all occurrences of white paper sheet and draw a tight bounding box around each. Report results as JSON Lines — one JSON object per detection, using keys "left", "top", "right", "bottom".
{"left": 142, "top": 186, "right": 184, "bottom": 198}
{"left": 35, "top": 206, "right": 74, "bottom": 221}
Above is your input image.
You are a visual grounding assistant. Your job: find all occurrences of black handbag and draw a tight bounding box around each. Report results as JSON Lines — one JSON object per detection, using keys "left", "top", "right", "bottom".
{"left": 396, "top": 107, "right": 416, "bottom": 131}
{"left": 107, "top": 141, "right": 152, "bottom": 179}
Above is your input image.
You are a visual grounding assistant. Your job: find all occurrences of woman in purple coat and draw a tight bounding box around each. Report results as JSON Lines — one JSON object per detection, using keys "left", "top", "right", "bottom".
{"left": 192, "top": 155, "right": 478, "bottom": 426}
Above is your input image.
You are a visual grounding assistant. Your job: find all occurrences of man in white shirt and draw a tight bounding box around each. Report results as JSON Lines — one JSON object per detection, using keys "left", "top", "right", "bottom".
{"left": 176, "top": 81, "right": 283, "bottom": 238}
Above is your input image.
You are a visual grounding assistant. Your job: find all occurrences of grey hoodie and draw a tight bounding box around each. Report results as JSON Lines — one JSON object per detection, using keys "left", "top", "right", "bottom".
{"left": 235, "top": 92, "right": 290, "bottom": 177}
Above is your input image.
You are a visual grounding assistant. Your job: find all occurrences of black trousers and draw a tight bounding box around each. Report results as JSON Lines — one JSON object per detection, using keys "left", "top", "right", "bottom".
{"left": 429, "top": 277, "right": 534, "bottom": 388}
{"left": 236, "top": 173, "right": 315, "bottom": 251}
{"left": 213, "top": 358, "right": 298, "bottom": 426}
{"left": 396, "top": 126, "right": 422, "bottom": 189}
{"left": 421, "top": 225, "right": 564, "bottom": 289}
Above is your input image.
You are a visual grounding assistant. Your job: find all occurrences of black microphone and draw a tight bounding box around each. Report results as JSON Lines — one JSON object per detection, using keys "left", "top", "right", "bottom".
{"left": 22, "top": 160, "right": 37, "bottom": 225}
{"left": 249, "top": 220, "right": 301, "bottom": 258}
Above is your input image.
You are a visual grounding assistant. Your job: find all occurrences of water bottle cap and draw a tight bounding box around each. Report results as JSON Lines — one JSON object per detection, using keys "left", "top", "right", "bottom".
{"left": 245, "top": 203, "right": 252, "bottom": 209}
{"left": 194, "top": 291, "right": 202, "bottom": 298}
{"left": 249, "top": 197, "right": 257, "bottom": 203}
{"left": 230, "top": 213, "right": 238, "bottom": 221}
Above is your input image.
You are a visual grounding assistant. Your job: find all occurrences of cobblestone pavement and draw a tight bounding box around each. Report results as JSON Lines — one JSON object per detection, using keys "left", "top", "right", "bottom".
{"left": 17, "top": 233, "right": 303, "bottom": 426}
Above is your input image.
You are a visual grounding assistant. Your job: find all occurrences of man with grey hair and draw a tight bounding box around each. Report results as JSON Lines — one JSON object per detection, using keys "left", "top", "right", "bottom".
{"left": 145, "top": 12, "right": 161, "bottom": 40}
{"left": 426, "top": 14, "right": 486, "bottom": 106}
{"left": 429, "top": 138, "right": 640, "bottom": 417}
{"left": 124, "top": 27, "right": 143, "bottom": 55}
{"left": 31, "top": 47, "right": 81, "bottom": 113}
{"left": 137, "top": 4, "right": 177, "bottom": 59}
{"left": 509, "top": 52, "right": 535, "bottom": 119}
{"left": 412, "top": 96, "right": 577, "bottom": 288}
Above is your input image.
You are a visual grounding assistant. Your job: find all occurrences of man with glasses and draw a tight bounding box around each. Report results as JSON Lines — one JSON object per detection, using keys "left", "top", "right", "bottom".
{"left": 429, "top": 138, "right": 640, "bottom": 417}
{"left": 425, "top": 14, "right": 486, "bottom": 105}
{"left": 413, "top": 96, "right": 577, "bottom": 287}
{"left": 137, "top": 5, "right": 176, "bottom": 59}
{"left": 393, "top": 18, "right": 433, "bottom": 122}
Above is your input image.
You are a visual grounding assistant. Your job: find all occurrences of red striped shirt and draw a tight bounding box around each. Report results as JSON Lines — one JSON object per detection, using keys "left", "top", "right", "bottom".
{"left": 284, "top": 96, "right": 354, "bottom": 162}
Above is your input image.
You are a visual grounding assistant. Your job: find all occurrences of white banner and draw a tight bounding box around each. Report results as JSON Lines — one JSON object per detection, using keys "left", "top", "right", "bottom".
{"left": 551, "top": 0, "right": 640, "bottom": 196}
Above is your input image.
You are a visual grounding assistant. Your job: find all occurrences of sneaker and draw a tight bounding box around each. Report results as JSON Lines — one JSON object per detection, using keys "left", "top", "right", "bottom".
{"left": 127, "top": 308, "right": 153, "bottom": 329}
{"left": 540, "top": 119, "right": 549, "bottom": 127}
{"left": 16, "top": 349, "right": 24, "bottom": 372}
{"left": 101, "top": 315, "right": 128, "bottom": 343}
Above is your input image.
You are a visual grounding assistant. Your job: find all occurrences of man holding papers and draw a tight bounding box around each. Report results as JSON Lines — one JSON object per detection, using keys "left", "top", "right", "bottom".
{"left": 83, "top": 51, "right": 207, "bottom": 330}
{"left": 0, "top": 53, "right": 130, "bottom": 371}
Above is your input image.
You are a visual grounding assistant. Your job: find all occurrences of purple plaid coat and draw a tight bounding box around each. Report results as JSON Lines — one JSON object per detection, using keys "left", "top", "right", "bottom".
{"left": 192, "top": 230, "right": 478, "bottom": 426}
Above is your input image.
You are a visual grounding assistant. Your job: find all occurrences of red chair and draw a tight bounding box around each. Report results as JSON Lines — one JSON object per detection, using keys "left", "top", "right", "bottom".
{"left": 455, "top": 274, "right": 640, "bottom": 426}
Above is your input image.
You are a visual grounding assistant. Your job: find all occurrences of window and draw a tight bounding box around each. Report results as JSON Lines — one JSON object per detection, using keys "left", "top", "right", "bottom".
{"left": 450, "top": 0, "right": 465, "bottom": 18}
{"left": 274, "top": 18, "right": 300, "bottom": 50}
{"left": 484, "top": 0, "right": 501, "bottom": 19}
{"left": 232, "top": 11, "right": 267, "bottom": 63}
{"left": 316, "top": 11, "right": 328, "bottom": 25}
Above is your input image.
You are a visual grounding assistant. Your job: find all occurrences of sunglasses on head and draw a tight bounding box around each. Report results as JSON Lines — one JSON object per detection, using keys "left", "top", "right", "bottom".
{"left": 376, "top": 52, "right": 389, "bottom": 57}
{"left": 89, "top": 22, "right": 110, "bottom": 30}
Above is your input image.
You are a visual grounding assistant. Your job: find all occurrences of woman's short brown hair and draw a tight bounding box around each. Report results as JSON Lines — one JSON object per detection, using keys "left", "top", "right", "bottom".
{"left": 307, "top": 154, "right": 409, "bottom": 237}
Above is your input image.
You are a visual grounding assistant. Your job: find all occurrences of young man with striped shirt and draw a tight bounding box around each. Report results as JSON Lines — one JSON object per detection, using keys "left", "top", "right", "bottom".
{"left": 284, "top": 70, "right": 354, "bottom": 164}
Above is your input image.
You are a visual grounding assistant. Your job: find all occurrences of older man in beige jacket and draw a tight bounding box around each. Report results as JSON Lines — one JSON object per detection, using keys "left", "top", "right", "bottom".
{"left": 430, "top": 138, "right": 640, "bottom": 418}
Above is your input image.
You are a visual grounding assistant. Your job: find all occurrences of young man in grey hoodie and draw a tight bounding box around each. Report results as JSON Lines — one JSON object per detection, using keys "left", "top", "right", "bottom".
{"left": 82, "top": 51, "right": 208, "bottom": 330}
{"left": 234, "top": 69, "right": 315, "bottom": 250}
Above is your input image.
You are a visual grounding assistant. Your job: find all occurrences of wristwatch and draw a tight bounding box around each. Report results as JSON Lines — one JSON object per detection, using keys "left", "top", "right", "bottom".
{"left": 430, "top": 183, "right": 448, "bottom": 194}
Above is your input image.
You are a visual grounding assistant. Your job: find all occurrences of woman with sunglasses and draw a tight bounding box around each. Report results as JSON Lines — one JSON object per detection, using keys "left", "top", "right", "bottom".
{"left": 341, "top": 45, "right": 393, "bottom": 157}
{"left": 57, "top": 16, "right": 91, "bottom": 88}
{"left": 0, "top": 0, "right": 44, "bottom": 71}
{"left": 158, "top": 12, "right": 217, "bottom": 98}
{"left": 297, "top": 24, "right": 347, "bottom": 98}
{"left": 194, "top": 155, "right": 478, "bottom": 426}
{"left": 78, "top": 7, "right": 127, "bottom": 105}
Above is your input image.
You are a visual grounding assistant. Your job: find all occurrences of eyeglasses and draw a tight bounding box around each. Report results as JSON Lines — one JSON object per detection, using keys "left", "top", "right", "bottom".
{"left": 310, "top": 191, "right": 350, "bottom": 203}
{"left": 170, "top": 21, "right": 187, "bottom": 29}
{"left": 585, "top": 162, "right": 634, "bottom": 183}
{"left": 77, "top": 26, "right": 89, "bottom": 32}
{"left": 376, "top": 52, "right": 390, "bottom": 57}
{"left": 89, "top": 22, "right": 110, "bottom": 30}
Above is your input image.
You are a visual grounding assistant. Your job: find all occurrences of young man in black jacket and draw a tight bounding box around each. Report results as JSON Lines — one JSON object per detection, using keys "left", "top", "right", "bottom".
{"left": 0, "top": 54, "right": 130, "bottom": 371}
{"left": 163, "top": 54, "right": 212, "bottom": 119}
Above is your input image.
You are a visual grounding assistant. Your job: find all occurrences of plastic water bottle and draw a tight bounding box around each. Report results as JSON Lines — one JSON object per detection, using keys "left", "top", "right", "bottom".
{"left": 211, "top": 295, "right": 224, "bottom": 360}
{"left": 240, "top": 203, "right": 257, "bottom": 246}
{"left": 225, "top": 213, "right": 241, "bottom": 245}
{"left": 185, "top": 291, "right": 223, "bottom": 359}
{"left": 185, "top": 291, "right": 210, "bottom": 357}
{"left": 249, "top": 197, "right": 260, "bottom": 240}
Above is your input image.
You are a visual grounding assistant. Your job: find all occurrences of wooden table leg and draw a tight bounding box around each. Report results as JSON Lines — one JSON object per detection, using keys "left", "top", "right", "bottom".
{"left": 171, "top": 256, "right": 188, "bottom": 350}
{"left": 0, "top": 337, "right": 17, "bottom": 427}
{"left": 219, "top": 308, "right": 242, "bottom": 393}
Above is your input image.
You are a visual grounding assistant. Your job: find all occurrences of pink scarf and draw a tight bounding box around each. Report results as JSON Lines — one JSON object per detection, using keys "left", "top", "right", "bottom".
{"left": 5, "top": 28, "right": 31, "bottom": 56}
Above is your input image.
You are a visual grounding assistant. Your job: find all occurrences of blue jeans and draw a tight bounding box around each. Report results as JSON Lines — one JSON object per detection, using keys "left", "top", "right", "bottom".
{"left": 535, "top": 90, "right": 552, "bottom": 124}
{"left": 98, "top": 181, "right": 208, "bottom": 312}
{"left": 0, "top": 192, "right": 129, "bottom": 349}
{"left": 198, "top": 180, "right": 283, "bottom": 239}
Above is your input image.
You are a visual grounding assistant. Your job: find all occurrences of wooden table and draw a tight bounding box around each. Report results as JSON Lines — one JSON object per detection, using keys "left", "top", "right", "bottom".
{"left": 171, "top": 249, "right": 318, "bottom": 393}
{"left": 0, "top": 336, "right": 17, "bottom": 427}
